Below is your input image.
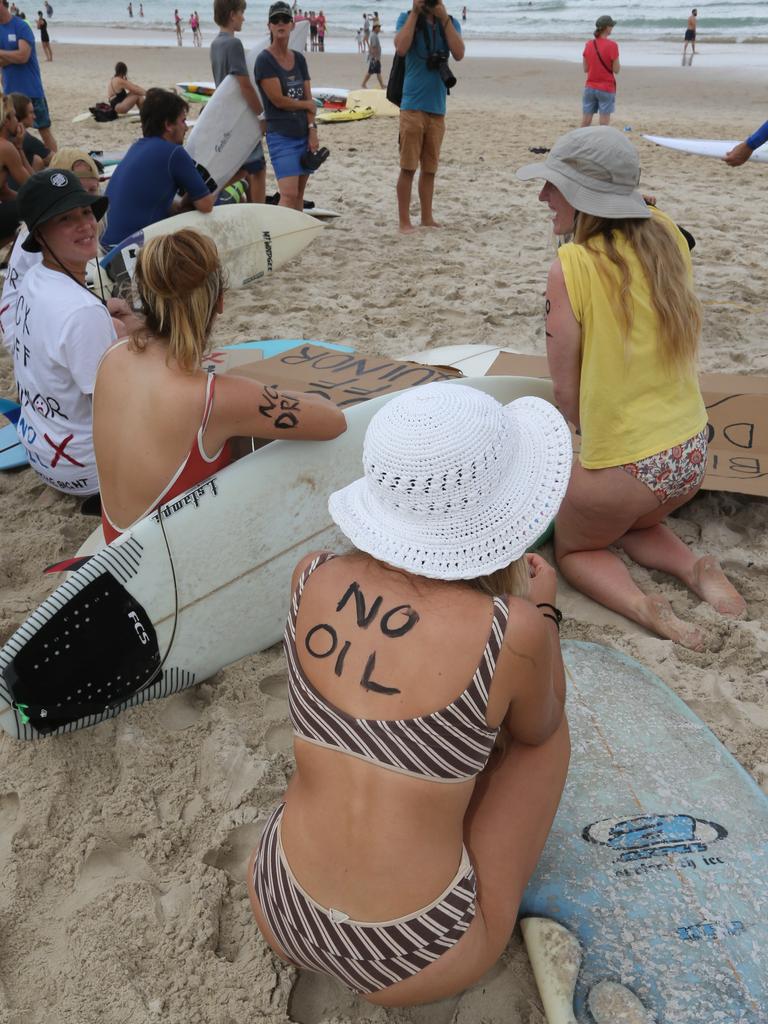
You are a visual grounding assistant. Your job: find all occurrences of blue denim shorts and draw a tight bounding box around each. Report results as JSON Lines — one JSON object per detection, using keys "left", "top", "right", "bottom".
{"left": 266, "top": 131, "right": 314, "bottom": 181}
{"left": 582, "top": 87, "right": 615, "bottom": 115}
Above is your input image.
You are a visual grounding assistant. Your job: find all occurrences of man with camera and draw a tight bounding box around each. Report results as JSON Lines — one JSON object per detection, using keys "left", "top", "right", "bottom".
{"left": 394, "top": 0, "right": 463, "bottom": 233}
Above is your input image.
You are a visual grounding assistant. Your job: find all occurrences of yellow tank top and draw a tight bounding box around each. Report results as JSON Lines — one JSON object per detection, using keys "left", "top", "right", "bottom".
{"left": 558, "top": 209, "right": 707, "bottom": 469}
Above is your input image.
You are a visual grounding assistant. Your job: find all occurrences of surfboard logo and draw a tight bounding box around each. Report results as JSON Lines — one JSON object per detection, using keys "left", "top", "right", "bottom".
{"left": 582, "top": 814, "right": 728, "bottom": 861}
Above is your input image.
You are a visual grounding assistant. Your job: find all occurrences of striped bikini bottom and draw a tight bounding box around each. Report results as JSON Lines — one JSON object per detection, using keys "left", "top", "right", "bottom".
{"left": 253, "top": 803, "right": 477, "bottom": 995}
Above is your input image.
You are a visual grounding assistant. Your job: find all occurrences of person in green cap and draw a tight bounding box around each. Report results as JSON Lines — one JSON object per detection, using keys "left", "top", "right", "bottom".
{"left": 581, "top": 14, "right": 619, "bottom": 127}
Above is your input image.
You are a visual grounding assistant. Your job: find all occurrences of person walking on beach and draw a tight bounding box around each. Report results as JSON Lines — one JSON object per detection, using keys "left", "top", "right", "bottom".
{"left": 211, "top": 0, "right": 266, "bottom": 203}
{"left": 127, "top": 1, "right": 133, "bottom": 15}
{"left": 581, "top": 15, "right": 619, "bottom": 126}
{"left": 462, "top": 4, "right": 466, "bottom": 20}
{"left": 517, "top": 127, "right": 746, "bottom": 648}
{"left": 174, "top": 7, "right": 183, "bottom": 43}
{"left": 682, "top": 8, "right": 697, "bottom": 66}
{"left": 395, "top": 0, "right": 464, "bottom": 233}
{"left": 317, "top": 8, "right": 325, "bottom": 50}
{"left": 362, "top": 11, "right": 370, "bottom": 50}
{"left": 35, "top": 10, "right": 50, "bottom": 60}
{"left": 139, "top": 2, "right": 144, "bottom": 14}
{"left": 0, "top": 0, "right": 56, "bottom": 152}
{"left": 361, "top": 20, "right": 384, "bottom": 88}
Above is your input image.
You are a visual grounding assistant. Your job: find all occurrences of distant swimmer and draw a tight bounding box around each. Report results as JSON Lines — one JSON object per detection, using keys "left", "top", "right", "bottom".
{"left": 682, "top": 8, "right": 697, "bottom": 66}
{"left": 724, "top": 118, "right": 768, "bottom": 166}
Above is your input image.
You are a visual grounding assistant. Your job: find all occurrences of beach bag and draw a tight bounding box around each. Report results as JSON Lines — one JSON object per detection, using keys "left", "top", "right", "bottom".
{"left": 90, "top": 102, "right": 118, "bottom": 122}
{"left": 386, "top": 54, "right": 405, "bottom": 107}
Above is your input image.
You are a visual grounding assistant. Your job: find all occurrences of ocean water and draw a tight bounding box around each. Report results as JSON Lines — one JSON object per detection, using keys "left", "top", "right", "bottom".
{"left": 36, "top": 0, "right": 768, "bottom": 41}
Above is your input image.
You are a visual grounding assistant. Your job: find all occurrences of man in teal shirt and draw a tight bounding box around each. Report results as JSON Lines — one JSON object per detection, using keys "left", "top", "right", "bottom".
{"left": 394, "top": 0, "right": 463, "bottom": 232}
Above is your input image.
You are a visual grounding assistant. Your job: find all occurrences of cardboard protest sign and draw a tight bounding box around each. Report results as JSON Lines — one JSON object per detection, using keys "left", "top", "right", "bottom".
{"left": 487, "top": 352, "right": 768, "bottom": 498}
{"left": 224, "top": 344, "right": 461, "bottom": 409}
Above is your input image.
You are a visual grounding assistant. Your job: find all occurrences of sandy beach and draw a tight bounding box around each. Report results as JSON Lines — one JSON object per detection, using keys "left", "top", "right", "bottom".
{"left": 0, "top": 41, "right": 766, "bottom": 1024}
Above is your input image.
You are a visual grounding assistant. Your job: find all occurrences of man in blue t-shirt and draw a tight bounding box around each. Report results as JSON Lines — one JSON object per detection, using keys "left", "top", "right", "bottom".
{"left": 102, "top": 88, "right": 215, "bottom": 249}
{"left": 394, "top": 0, "right": 463, "bottom": 232}
{"left": 0, "top": 0, "right": 55, "bottom": 151}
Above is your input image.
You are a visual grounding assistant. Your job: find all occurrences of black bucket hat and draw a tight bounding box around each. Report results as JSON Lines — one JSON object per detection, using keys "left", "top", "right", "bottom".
{"left": 18, "top": 168, "right": 109, "bottom": 252}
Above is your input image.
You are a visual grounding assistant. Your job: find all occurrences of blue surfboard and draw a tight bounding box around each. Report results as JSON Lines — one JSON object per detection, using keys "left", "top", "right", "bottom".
{"left": 521, "top": 641, "right": 768, "bottom": 1022}
{"left": 0, "top": 398, "right": 27, "bottom": 471}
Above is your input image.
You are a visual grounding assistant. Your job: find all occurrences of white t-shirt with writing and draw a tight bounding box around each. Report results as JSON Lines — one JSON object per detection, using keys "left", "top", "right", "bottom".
{"left": 11, "top": 263, "right": 117, "bottom": 494}
{"left": 1, "top": 228, "right": 41, "bottom": 351}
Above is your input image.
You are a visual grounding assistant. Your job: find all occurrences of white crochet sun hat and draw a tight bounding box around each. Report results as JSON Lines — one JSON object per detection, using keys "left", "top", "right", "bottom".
{"left": 328, "top": 382, "right": 572, "bottom": 581}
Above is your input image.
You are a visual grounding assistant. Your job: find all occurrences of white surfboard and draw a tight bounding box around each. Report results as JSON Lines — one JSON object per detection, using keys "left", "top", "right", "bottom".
{"left": 643, "top": 134, "right": 768, "bottom": 164}
{"left": 312, "top": 86, "right": 349, "bottom": 102}
{"left": 186, "top": 20, "right": 310, "bottom": 192}
{"left": 90, "top": 203, "right": 324, "bottom": 300}
{"left": 345, "top": 89, "right": 399, "bottom": 117}
{"left": 0, "top": 349, "right": 555, "bottom": 739}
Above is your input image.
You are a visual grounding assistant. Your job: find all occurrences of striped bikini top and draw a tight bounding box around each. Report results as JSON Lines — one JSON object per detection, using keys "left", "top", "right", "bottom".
{"left": 284, "top": 553, "right": 510, "bottom": 783}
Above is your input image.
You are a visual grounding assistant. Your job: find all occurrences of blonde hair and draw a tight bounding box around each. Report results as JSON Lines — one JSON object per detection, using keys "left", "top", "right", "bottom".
{"left": 466, "top": 554, "right": 530, "bottom": 600}
{"left": 131, "top": 229, "right": 224, "bottom": 373}
{"left": 573, "top": 213, "right": 701, "bottom": 374}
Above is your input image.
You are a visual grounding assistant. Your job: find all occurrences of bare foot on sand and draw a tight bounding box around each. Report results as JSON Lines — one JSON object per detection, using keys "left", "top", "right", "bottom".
{"left": 399, "top": 223, "right": 418, "bottom": 234}
{"left": 688, "top": 555, "right": 747, "bottom": 618}
{"left": 638, "top": 594, "right": 707, "bottom": 650}
{"left": 421, "top": 220, "right": 442, "bottom": 228}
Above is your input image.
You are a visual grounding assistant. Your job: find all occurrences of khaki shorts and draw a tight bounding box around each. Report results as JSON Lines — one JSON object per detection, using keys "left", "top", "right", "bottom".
{"left": 399, "top": 109, "right": 446, "bottom": 173}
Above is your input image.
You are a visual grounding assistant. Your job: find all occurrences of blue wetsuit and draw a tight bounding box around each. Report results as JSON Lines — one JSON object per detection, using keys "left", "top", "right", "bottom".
{"left": 745, "top": 119, "right": 768, "bottom": 151}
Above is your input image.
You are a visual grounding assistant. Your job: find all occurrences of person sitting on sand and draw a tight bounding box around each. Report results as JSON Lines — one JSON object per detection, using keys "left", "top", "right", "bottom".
{"left": 517, "top": 126, "right": 746, "bottom": 650}
{"left": 8, "top": 91, "right": 49, "bottom": 175}
{"left": 107, "top": 61, "right": 146, "bottom": 113}
{"left": 248, "top": 381, "right": 572, "bottom": 1005}
{"left": 1, "top": 149, "right": 100, "bottom": 346}
{"left": 10, "top": 169, "right": 133, "bottom": 497}
{"left": 101, "top": 88, "right": 214, "bottom": 250}
{"left": 93, "top": 229, "right": 346, "bottom": 542}
{"left": 0, "top": 94, "right": 31, "bottom": 244}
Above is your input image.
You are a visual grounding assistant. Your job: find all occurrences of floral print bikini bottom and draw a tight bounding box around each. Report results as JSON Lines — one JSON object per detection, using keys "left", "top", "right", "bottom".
{"left": 619, "top": 428, "right": 708, "bottom": 503}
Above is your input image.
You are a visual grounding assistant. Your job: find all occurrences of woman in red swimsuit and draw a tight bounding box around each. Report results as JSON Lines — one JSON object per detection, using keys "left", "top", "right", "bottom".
{"left": 93, "top": 228, "right": 346, "bottom": 543}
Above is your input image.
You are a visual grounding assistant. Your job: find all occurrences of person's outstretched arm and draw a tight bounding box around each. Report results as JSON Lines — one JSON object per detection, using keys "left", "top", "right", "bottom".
{"left": 205, "top": 373, "right": 347, "bottom": 451}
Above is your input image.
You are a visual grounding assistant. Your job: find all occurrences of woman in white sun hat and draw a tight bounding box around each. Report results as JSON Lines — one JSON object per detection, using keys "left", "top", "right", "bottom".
{"left": 517, "top": 126, "right": 746, "bottom": 650}
{"left": 247, "top": 381, "right": 572, "bottom": 1005}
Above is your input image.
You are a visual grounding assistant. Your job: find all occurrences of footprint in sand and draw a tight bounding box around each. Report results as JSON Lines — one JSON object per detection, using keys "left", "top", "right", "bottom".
{"left": 155, "top": 687, "right": 209, "bottom": 731}
{"left": 203, "top": 822, "right": 265, "bottom": 880}
{"left": 264, "top": 721, "right": 293, "bottom": 754}
{"left": 259, "top": 672, "right": 288, "bottom": 700}
{"left": 67, "top": 840, "right": 158, "bottom": 915}
{"left": 0, "top": 792, "right": 20, "bottom": 900}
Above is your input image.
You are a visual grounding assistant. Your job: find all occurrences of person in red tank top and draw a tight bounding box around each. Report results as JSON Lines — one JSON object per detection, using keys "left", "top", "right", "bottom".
{"left": 93, "top": 228, "right": 346, "bottom": 543}
{"left": 581, "top": 14, "right": 620, "bottom": 126}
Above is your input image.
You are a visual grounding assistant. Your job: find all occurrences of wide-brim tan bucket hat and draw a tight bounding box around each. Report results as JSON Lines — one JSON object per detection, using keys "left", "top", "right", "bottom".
{"left": 517, "top": 126, "right": 650, "bottom": 220}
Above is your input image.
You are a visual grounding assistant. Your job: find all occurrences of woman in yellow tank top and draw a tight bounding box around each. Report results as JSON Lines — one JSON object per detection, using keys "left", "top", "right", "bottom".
{"left": 517, "top": 127, "right": 745, "bottom": 649}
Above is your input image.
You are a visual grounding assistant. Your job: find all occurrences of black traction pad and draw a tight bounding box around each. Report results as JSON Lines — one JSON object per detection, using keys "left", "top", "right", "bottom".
{"left": 6, "top": 575, "right": 160, "bottom": 734}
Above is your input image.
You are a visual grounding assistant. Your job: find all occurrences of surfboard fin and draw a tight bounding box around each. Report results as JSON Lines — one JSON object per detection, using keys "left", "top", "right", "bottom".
{"left": 588, "top": 980, "right": 652, "bottom": 1023}
{"left": 520, "top": 917, "right": 581, "bottom": 1024}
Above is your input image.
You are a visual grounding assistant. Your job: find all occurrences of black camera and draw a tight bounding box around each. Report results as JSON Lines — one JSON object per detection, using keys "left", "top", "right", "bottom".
{"left": 424, "top": 0, "right": 438, "bottom": 7}
{"left": 426, "top": 50, "right": 457, "bottom": 89}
